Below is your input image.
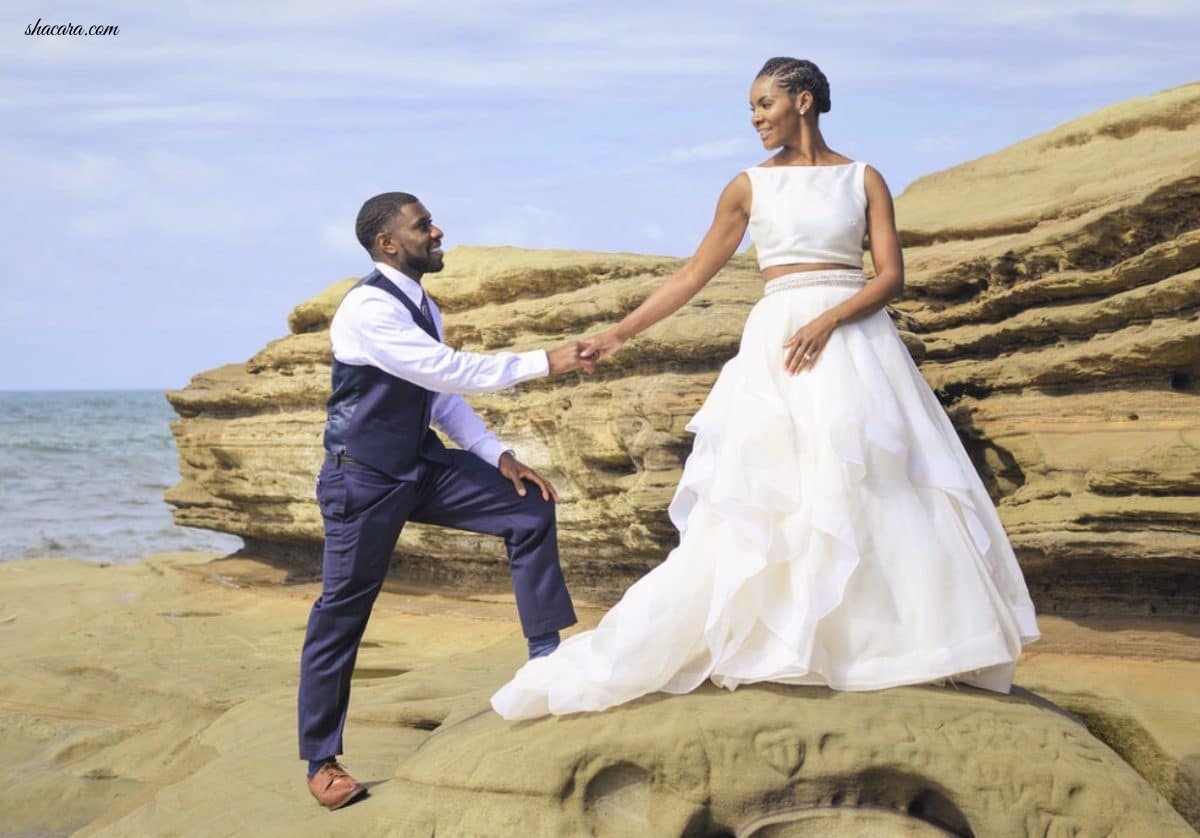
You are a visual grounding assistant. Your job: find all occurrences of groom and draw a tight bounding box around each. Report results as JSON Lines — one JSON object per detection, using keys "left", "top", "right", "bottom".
{"left": 298, "top": 192, "right": 590, "bottom": 809}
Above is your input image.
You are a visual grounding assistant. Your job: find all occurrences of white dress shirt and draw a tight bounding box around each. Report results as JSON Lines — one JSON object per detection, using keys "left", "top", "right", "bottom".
{"left": 328, "top": 262, "right": 550, "bottom": 468}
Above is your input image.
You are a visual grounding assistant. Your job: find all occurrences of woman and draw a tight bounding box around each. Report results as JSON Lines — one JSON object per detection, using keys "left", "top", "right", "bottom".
{"left": 491, "top": 57, "right": 1039, "bottom": 720}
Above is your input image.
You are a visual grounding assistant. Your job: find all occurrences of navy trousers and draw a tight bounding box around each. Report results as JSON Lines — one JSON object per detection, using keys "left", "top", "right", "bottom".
{"left": 297, "top": 450, "right": 576, "bottom": 760}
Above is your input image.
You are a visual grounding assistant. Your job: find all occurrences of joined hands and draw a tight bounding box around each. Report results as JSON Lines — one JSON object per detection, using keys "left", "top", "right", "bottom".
{"left": 547, "top": 341, "right": 597, "bottom": 376}
{"left": 577, "top": 329, "right": 626, "bottom": 364}
{"left": 546, "top": 330, "right": 627, "bottom": 376}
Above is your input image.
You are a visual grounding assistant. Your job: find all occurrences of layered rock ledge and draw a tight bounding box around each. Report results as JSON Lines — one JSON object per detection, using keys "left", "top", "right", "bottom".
{"left": 167, "top": 83, "right": 1200, "bottom": 614}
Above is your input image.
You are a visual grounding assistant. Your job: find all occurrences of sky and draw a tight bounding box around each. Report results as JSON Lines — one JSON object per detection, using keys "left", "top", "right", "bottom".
{"left": 2, "top": 1, "right": 1197, "bottom": 390}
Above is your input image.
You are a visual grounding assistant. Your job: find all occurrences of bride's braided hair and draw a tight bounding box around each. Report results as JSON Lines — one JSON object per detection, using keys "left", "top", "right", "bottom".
{"left": 756, "top": 57, "right": 831, "bottom": 114}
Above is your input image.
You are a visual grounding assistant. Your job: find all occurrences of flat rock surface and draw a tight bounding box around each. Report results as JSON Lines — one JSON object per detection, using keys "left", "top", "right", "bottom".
{"left": 1, "top": 554, "right": 1196, "bottom": 836}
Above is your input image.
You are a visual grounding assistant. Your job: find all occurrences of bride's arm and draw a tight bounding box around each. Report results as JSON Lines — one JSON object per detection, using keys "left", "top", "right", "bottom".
{"left": 781, "top": 165, "right": 904, "bottom": 374}
{"left": 581, "top": 174, "right": 751, "bottom": 360}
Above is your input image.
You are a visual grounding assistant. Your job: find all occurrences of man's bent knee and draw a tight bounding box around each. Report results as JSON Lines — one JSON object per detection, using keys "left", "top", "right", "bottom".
{"left": 522, "top": 491, "right": 557, "bottom": 524}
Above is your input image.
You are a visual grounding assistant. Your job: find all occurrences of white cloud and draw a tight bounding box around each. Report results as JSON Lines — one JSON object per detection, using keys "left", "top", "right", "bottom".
{"left": 621, "top": 138, "right": 754, "bottom": 175}
{"left": 965, "top": 0, "right": 1198, "bottom": 23}
{"left": 659, "top": 138, "right": 753, "bottom": 165}
{"left": 474, "top": 204, "right": 577, "bottom": 249}
{"left": 47, "top": 151, "right": 125, "bottom": 197}
{"left": 86, "top": 103, "right": 262, "bottom": 124}
{"left": 38, "top": 149, "right": 272, "bottom": 239}
{"left": 180, "top": 0, "right": 555, "bottom": 26}
{"left": 813, "top": 0, "right": 1198, "bottom": 24}
{"left": 915, "top": 135, "right": 962, "bottom": 154}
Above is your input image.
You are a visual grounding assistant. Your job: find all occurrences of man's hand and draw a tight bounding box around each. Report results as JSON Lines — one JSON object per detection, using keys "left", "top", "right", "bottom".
{"left": 498, "top": 452, "right": 559, "bottom": 502}
{"left": 547, "top": 341, "right": 596, "bottom": 376}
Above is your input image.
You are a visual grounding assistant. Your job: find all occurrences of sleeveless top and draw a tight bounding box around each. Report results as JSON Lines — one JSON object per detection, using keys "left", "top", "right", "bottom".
{"left": 745, "top": 161, "right": 868, "bottom": 270}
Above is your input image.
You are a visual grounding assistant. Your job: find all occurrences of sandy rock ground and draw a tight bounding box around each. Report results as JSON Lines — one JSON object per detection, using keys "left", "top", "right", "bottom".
{"left": 1, "top": 552, "right": 1195, "bottom": 836}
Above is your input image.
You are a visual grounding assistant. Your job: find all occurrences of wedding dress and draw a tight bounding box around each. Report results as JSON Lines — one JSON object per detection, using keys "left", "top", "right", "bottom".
{"left": 491, "top": 163, "right": 1039, "bottom": 720}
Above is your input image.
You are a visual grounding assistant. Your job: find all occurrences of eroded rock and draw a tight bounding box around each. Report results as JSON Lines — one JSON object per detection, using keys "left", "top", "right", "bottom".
{"left": 167, "top": 84, "right": 1200, "bottom": 614}
{"left": 374, "top": 653, "right": 1194, "bottom": 837}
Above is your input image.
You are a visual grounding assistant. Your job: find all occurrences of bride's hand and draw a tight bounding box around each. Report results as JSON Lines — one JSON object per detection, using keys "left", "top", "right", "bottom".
{"left": 783, "top": 313, "right": 837, "bottom": 375}
{"left": 579, "top": 328, "right": 627, "bottom": 363}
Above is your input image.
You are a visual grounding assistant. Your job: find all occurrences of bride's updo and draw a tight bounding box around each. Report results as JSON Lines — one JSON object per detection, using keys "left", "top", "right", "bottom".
{"left": 755, "top": 57, "right": 831, "bottom": 114}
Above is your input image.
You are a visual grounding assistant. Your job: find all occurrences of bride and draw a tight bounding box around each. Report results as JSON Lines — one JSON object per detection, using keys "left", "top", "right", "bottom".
{"left": 491, "top": 57, "right": 1039, "bottom": 720}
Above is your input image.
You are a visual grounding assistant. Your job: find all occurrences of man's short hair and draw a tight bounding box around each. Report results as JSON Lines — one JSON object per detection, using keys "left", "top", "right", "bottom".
{"left": 355, "top": 192, "right": 420, "bottom": 253}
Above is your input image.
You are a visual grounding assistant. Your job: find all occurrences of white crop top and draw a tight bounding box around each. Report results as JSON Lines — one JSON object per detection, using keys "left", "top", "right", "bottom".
{"left": 745, "top": 161, "right": 868, "bottom": 270}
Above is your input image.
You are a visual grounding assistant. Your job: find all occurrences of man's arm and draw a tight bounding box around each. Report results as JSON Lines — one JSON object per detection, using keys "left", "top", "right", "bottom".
{"left": 425, "top": 295, "right": 568, "bottom": 494}
{"left": 430, "top": 393, "right": 557, "bottom": 498}
{"left": 334, "top": 288, "right": 545, "bottom": 394}
{"left": 430, "top": 392, "right": 509, "bottom": 467}
{"left": 334, "top": 287, "right": 592, "bottom": 395}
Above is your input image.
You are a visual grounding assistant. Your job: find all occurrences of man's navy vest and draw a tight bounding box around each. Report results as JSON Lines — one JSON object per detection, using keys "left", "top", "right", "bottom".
{"left": 323, "top": 271, "right": 452, "bottom": 479}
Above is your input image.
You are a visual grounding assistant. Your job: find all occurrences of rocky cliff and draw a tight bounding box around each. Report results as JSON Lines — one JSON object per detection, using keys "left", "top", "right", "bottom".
{"left": 167, "top": 83, "right": 1200, "bottom": 614}
{"left": 888, "top": 81, "right": 1200, "bottom": 614}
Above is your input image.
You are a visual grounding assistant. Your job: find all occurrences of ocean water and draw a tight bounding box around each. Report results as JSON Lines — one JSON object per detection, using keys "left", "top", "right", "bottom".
{"left": 0, "top": 390, "right": 243, "bottom": 564}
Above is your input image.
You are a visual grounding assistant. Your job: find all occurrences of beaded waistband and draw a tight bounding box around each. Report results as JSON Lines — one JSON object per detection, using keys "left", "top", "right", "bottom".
{"left": 763, "top": 270, "right": 867, "bottom": 296}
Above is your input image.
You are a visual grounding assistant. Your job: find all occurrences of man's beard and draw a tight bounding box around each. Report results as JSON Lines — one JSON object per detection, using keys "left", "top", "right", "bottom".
{"left": 406, "top": 251, "right": 444, "bottom": 273}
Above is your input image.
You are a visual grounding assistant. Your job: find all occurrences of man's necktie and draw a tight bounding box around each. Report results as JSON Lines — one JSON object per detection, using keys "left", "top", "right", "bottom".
{"left": 419, "top": 292, "right": 437, "bottom": 338}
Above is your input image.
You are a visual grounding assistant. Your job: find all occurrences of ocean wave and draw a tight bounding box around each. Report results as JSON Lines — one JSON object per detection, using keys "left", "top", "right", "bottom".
{"left": 0, "top": 391, "right": 244, "bottom": 565}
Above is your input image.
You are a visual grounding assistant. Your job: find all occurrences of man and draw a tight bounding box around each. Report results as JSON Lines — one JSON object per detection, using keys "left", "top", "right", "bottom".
{"left": 299, "top": 192, "right": 592, "bottom": 810}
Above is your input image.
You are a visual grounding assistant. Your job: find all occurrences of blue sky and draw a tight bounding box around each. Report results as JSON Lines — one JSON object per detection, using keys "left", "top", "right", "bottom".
{"left": 2, "top": 1, "right": 1197, "bottom": 390}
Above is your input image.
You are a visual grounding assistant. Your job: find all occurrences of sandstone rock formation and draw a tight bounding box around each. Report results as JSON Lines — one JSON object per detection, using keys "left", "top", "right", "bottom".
{"left": 167, "top": 82, "right": 1200, "bottom": 614}
{"left": 888, "top": 80, "right": 1200, "bottom": 617}
{"left": 371, "top": 653, "right": 1195, "bottom": 837}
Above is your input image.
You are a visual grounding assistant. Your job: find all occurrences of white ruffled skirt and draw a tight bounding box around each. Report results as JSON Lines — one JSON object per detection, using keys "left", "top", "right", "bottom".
{"left": 492, "top": 270, "right": 1040, "bottom": 720}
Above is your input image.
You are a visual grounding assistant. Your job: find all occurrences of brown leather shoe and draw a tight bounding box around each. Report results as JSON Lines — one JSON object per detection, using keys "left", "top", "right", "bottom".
{"left": 307, "top": 761, "right": 366, "bottom": 810}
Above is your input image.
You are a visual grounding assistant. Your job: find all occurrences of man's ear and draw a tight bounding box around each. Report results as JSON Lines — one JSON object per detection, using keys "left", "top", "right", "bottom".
{"left": 375, "top": 231, "right": 393, "bottom": 256}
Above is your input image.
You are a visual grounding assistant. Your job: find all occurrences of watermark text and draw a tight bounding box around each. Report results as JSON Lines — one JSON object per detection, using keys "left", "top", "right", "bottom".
{"left": 26, "top": 19, "right": 119, "bottom": 36}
